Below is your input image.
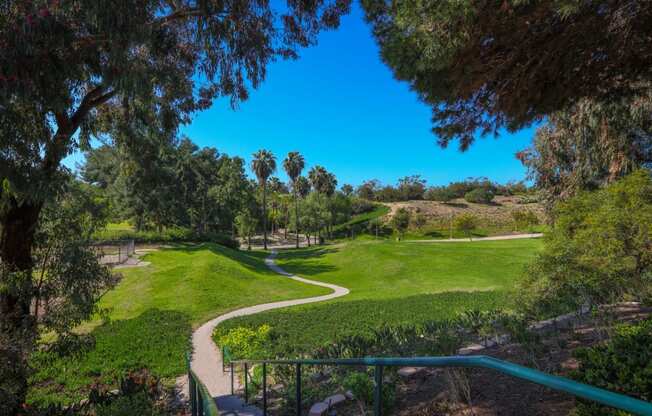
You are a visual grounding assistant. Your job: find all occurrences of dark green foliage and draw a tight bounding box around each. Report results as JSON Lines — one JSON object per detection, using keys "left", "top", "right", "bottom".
{"left": 397, "top": 175, "right": 426, "bottom": 200}
{"left": 464, "top": 188, "right": 495, "bottom": 204}
{"left": 424, "top": 186, "right": 456, "bottom": 203}
{"left": 454, "top": 213, "right": 478, "bottom": 239}
{"left": 390, "top": 208, "right": 410, "bottom": 238}
{"left": 520, "top": 170, "right": 652, "bottom": 316}
{"left": 93, "top": 227, "right": 239, "bottom": 248}
{"left": 362, "top": 0, "right": 652, "bottom": 149}
{"left": 28, "top": 310, "right": 191, "bottom": 407}
{"left": 1, "top": 2, "right": 350, "bottom": 408}
{"left": 213, "top": 291, "right": 507, "bottom": 359}
{"left": 572, "top": 319, "right": 652, "bottom": 416}
{"left": 85, "top": 139, "right": 254, "bottom": 234}
{"left": 518, "top": 96, "right": 652, "bottom": 213}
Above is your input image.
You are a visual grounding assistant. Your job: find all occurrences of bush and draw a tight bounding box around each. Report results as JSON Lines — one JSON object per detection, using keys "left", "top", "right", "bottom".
{"left": 454, "top": 213, "right": 478, "bottom": 239}
{"left": 390, "top": 208, "right": 410, "bottom": 238}
{"left": 571, "top": 319, "right": 652, "bottom": 416}
{"left": 214, "top": 325, "right": 271, "bottom": 361}
{"left": 519, "top": 170, "right": 652, "bottom": 316}
{"left": 464, "top": 187, "right": 495, "bottom": 204}
{"left": 424, "top": 186, "right": 457, "bottom": 203}
{"left": 350, "top": 198, "right": 377, "bottom": 215}
{"left": 511, "top": 210, "right": 539, "bottom": 232}
{"left": 93, "top": 227, "right": 239, "bottom": 249}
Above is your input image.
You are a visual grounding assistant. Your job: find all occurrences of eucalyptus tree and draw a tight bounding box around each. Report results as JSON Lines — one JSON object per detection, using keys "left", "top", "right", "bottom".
{"left": 362, "top": 0, "right": 652, "bottom": 149}
{"left": 251, "top": 150, "right": 277, "bottom": 250}
{"left": 1, "top": 1, "right": 350, "bottom": 408}
{"left": 518, "top": 95, "right": 652, "bottom": 214}
{"left": 283, "top": 152, "right": 306, "bottom": 248}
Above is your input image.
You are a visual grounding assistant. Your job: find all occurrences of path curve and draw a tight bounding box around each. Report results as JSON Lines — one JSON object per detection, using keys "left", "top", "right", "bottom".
{"left": 188, "top": 250, "right": 350, "bottom": 402}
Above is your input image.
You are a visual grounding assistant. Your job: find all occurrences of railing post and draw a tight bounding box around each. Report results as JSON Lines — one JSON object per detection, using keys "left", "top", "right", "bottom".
{"left": 230, "top": 362, "right": 235, "bottom": 395}
{"left": 196, "top": 382, "right": 204, "bottom": 416}
{"left": 296, "top": 363, "right": 302, "bottom": 416}
{"left": 374, "top": 365, "right": 383, "bottom": 416}
{"left": 263, "top": 362, "right": 268, "bottom": 416}
{"left": 244, "top": 363, "right": 249, "bottom": 404}
{"left": 189, "top": 371, "right": 197, "bottom": 416}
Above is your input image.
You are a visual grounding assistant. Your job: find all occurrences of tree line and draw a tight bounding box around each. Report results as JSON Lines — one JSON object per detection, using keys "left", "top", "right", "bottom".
{"left": 354, "top": 176, "right": 532, "bottom": 204}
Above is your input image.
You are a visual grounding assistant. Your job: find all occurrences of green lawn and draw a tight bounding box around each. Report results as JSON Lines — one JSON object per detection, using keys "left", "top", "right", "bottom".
{"left": 29, "top": 243, "right": 329, "bottom": 406}
{"left": 215, "top": 238, "right": 542, "bottom": 358}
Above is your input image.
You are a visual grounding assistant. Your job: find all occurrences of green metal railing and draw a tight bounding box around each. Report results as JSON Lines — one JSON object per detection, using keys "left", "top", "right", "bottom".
{"left": 187, "top": 354, "right": 220, "bottom": 416}
{"left": 226, "top": 355, "right": 652, "bottom": 416}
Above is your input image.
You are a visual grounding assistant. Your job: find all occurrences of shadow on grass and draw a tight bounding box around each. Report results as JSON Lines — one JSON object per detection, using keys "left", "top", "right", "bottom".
{"left": 162, "top": 242, "right": 277, "bottom": 275}
{"left": 29, "top": 309, "right": 192, "bottom": 407}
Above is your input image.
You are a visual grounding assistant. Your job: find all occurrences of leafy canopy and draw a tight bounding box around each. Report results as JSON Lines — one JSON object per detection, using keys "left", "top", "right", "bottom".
{"left": 362, "top": 0, "right": 652, "bottom": 149}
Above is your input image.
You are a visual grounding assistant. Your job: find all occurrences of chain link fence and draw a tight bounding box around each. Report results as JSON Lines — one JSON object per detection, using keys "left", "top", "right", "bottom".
{"left": 93, "top": 240, "right": 135, "bottom": 265}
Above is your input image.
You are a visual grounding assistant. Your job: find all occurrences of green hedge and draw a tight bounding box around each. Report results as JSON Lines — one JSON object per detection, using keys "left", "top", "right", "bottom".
{"left": 571, "top": 318, "right": 652, "bottom": 415}
{"left": 93, "top": 227, "right": 238, "bottom": 249}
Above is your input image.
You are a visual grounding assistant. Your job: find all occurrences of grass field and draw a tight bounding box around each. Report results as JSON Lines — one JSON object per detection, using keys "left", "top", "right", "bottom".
{"left": 215, "top": 238, "right": 543, "bottom": 358}
{"left": 28, "top": 243, "right": 329, "bottom": 406}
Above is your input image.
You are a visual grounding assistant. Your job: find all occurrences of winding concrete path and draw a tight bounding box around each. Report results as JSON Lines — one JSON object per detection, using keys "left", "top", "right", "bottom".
{"left": 188, "top": 250, "right": 349, "bottom": 414}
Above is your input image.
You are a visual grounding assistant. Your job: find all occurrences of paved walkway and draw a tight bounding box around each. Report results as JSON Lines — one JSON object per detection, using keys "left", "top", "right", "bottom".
{"left": 405, "top": 233, "right": 543, "bottom": 243}
{"left": 187, "top": 250, "right": 350, "bottom": 415}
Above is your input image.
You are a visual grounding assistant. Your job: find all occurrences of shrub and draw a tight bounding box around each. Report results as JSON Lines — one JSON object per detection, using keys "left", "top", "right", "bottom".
{"left": 454, "top": 213, "right": 478, "bottom": 239}
{"left": 93, "top": 227, "right": 239, "bottom": 249}
{"left": 519, "top": 170, "right": 652, "bottom": 316}
{"left": 464, "top": 187, "right": 495, "bottom": 204}
{"left": 390, "top": 208, "right": 410, "bottom": 238}
{"left": 350, "top": 198, "right": 377, "bottom": 215}
{"left": 214, "top": 325, "right": 271, "bottom": 361}
{"left": 511, "top": 210, "right": 540, "bottom": 232}
{"left": 424, "top": 186, "right": 457, "bottom": 203}
{"left": 571, "top": 319, "right": 652, "bottom": 416}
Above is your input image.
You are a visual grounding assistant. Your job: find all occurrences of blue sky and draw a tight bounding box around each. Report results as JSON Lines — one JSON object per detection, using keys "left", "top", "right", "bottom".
{"left": 66, "top": 2, "right": 536, "bottom": 187}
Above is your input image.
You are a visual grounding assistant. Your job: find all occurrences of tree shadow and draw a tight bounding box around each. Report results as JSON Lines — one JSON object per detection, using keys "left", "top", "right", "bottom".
{"left": 30, "top": 309, "right": 192, "bottom": 407}
{"left": 163, "top": 242, "right": 275, "bottom": 275}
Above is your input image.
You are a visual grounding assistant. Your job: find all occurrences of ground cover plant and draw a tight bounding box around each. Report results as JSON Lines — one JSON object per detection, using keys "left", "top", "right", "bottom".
{"left": 214, "top": 238, "right": 542, "bottom": 358}
{"left": 28, "top": 244, "right": 329, "bottom": 406}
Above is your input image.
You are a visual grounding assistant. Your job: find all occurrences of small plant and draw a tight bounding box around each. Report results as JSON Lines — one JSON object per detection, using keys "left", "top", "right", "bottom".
{"left": 390, "top": 208, "right": 410, "bottom": 240}
{"left": 464, "top": 187, "right": 494, "bottom": 204}
{"left": 511, "top": 210, "right": 539, "bottom": 232}
{"left": 454, "top": 213, "right": 478, "bottom": 240}
{"left": 571, "top": 319, "right": 652, "bottom": 416}
{"left": 215, "top": 324, "right": 271, "bottom": 361}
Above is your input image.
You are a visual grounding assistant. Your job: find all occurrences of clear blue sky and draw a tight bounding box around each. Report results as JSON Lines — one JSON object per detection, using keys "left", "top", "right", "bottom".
{"left": 67, "top": 2, "right": 536, "bottom": 187}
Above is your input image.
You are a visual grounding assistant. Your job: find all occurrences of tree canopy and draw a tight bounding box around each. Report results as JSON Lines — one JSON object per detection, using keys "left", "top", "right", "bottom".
{"left": 362, "top": 0, "right": 652, "bottom": 149}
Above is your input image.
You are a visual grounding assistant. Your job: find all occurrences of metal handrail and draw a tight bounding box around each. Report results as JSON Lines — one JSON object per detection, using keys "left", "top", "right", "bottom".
{"left": 226, "top": 354, "right": 652, "bottom": 416}
{"left": 187, "top": 354, "right": 220, "bottom": 416}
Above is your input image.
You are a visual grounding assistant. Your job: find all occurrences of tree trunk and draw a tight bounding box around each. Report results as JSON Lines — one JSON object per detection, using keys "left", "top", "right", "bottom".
{"left": 294, "top": 192, "right": 300, "bottom": 249}
{"left": 0, "top": 201, "right": 41, "bottom": 414}
{"left": 262, "top": 183, "right": 268, "bottom": 250}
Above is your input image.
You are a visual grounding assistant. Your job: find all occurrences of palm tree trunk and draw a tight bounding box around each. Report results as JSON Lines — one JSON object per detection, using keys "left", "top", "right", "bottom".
{"left": 294, "top": 191, "right": 300, "bottom": 248}
{"left": 263, "top": 183, "right": 268, "bottom": 250}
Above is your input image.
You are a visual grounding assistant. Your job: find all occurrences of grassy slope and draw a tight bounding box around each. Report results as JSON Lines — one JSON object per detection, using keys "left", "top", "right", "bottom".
{"left": 215, "top": 239, "right": 543, "bottom": 357}
{"left": 29, "top": 243, "right": 329, "bottom": 406}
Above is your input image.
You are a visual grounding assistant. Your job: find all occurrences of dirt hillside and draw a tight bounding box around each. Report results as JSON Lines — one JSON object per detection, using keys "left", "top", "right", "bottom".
{"left": 383, "top": 196, "right": 544, "bottom": 225}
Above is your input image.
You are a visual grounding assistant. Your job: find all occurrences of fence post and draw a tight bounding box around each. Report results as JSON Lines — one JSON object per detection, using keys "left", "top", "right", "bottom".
{"left": 263, "top": 363, "right": 268, "bottom": 416}
{"left": 230, "top": 362, "right": 234, "bottom": 395}
{"left": 197, "top": 383, "right": 204, "bottom": 416}
{"left": 244, "top": 363, "right": 249, "bottom": 404}
{"left": 296, "top": 363, "right": 302, "bottom": 416}
{"left": 374, "top": 365, "right": 383, "bottom": 416}
{"left": 189, "top": 371, "right": 197, "bottom": 416}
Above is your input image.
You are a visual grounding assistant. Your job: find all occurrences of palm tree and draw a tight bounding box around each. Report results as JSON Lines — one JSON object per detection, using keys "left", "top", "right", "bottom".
{"left": 251, "top": 150, "right": 276, "bottom": 250}
{"left": 308, "top": 166, "right": 331, "bottom": 243}
{"left": 283, "top": 152, "right": 305, "bottom": 248}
